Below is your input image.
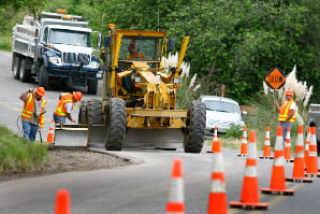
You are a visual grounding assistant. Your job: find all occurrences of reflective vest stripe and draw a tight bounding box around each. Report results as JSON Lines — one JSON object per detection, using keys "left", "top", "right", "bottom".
{"left": 54, "top": 94, "right": 73, "bottom": 117}
{"left": 279, "top": 100, "right": 296, "bottom": 123}
{"left": 21, "top": 94, "right": 33, "bottom": 120}
{"left": 21, "top": 93, "right": 46, "bottom": 127}
{"left": 39, "top": 100, "right": 47, "bottom": 129}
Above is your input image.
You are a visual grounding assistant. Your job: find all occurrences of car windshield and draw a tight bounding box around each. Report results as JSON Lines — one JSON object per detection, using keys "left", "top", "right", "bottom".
{"left": 119, "top": 36, "right": 163, "bottom": 61}
{"left": 204, "top": 100, "right": 239, "bottom": 113}
{"left": 48, "top": 29, "right": 91, "bottom": 47}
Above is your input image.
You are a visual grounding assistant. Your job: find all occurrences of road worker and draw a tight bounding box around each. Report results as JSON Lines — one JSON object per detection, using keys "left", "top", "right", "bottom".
{"left": 125, "top": 38, "right": 145, "bottom": 60}
{"left": 274, "top": 89, "right": 296, "bottom": 139}
{"left": 19, "top": 87, "right": 47, "bottom": 141}
{"left": 53, "top": 91, "right": 82, "bottom": 124}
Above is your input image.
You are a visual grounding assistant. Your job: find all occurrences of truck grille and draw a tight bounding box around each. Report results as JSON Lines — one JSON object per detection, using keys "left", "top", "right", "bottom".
{"left": 63, "top": 53, "right": 90, "bottom": 65}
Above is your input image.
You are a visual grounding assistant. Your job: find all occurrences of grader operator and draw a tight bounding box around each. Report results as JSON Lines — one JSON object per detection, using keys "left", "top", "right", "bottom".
{"left": 78, "top": 25, "right": 206, "bottom": 153}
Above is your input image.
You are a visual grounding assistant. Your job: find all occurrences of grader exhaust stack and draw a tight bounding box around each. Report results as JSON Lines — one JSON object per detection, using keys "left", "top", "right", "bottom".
{"left": 77, "top": 26, "right": 206, "bottom": 152}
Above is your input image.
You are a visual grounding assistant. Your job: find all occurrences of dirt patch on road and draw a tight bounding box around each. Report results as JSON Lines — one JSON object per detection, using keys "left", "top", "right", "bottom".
{"left": 0, "top": 149, "right": 131, "bottom": 182}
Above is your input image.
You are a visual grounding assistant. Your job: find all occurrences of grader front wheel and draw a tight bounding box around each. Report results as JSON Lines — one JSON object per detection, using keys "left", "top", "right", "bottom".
{"left": 104, "top": 98, "right": 126, "bottom": 151}
{"left": 183, "top": 101, "right": 206, "bottom": 153}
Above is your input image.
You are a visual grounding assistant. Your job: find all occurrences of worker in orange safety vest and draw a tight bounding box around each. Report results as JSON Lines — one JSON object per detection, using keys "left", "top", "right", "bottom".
{"left": 125, "top": 38, "right": 145, "bottom": 60}
{"left": 274, "top": 89, "right": 296, "bottom": 140}
{"left": 53, "top": 91, "right": 82, "bottom": 124}
{"left": 19, "top": 87, "right": 47, "bottom": 141}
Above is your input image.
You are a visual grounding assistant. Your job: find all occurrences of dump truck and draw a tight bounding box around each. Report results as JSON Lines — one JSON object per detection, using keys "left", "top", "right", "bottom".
{"left": 76, "top": 25, "right": 206, "bottom": 153}
{"left": 12, "top": 10, "right": 103, "bottom": 94}
{"left": 306, "top": 103, "right": 320, "bottom": 155}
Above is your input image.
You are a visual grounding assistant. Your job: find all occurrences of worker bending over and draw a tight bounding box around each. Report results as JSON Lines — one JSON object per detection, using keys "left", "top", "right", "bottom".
{"left": 19, "top": 87, "right": 47, "bottom": 141}
{"left": 53, "top": 91, "right": 82, "bottom": 124}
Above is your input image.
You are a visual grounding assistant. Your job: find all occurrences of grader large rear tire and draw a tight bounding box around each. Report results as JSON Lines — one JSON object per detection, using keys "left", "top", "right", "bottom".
{"left": 183, "top": 101, "right": 206, "bottom": 153}
{"left": 104, "top": 98, "right": 126, "bottom": 151}
{"left": 87, "top": 99, "right": 103, "bottom": 125}
{"left": 78, "top": 100, "right": 88, "bottom": 124}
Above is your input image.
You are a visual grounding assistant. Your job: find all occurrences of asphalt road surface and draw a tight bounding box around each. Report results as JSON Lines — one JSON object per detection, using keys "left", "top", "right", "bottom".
{"left": 0, "top": 50, "right": 320, "bottom": 214}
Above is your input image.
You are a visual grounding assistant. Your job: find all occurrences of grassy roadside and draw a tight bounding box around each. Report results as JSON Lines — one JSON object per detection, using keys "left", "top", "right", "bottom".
{"left": 0, "top": 126, "right": 48, "bottom": 173}
{"left": 0, "top": 34, "right": 12, "bottom": 52}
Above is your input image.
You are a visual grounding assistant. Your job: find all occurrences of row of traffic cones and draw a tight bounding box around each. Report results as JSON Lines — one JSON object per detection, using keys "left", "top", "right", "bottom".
{"left": 240, "top": 125, "right": 302, "bottom": 162}
{"left": 167, "top": 125, "right": 319, "bottom": 213}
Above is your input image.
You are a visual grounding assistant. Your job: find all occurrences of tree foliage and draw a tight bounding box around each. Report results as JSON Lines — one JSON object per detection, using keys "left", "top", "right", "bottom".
{"left": 2, "top": 0, "right": 320, "bottom": 103}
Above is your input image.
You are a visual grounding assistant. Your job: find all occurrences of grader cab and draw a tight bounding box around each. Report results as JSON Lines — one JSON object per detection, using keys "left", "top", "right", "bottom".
{"left": 79, "top": 25, "right": 206, "bottom": 153}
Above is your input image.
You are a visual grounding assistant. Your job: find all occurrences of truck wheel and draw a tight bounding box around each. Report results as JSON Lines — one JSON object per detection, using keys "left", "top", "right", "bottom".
{"left": 39, "top": 65, "right": 50, "bottom": 89}
{"left": 19, "top": 59, "right": 30, "bottom": 82}
{"left": 78, "top": 100, "right": 88, "bottom": 125}
{"left": 105, "top": 98, "right": 126, "bottom": 151}
{"left": 88, "top": 79, "right": 98, "bottom": 95}
{"left": 13, "top": 56, "right": 20, "bottom": 79}
{"left": 183, "top": 101, "right": 206, "bottom": 153}
{"left": 87, "top": 99, "right": 103, "bottom": 125}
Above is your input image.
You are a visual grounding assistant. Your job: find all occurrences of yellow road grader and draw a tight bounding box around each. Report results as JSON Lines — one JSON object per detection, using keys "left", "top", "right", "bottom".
{"left": 78, "top": 25, "right": 206, "bottom": 153}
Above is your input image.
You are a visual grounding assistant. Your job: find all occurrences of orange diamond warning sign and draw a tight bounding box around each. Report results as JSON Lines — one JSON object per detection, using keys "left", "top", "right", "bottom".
{"left": 264, "top": 68, "right": 286, "bottom": 89}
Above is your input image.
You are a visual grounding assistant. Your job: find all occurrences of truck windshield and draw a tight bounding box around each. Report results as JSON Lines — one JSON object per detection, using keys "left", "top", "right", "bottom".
{"left": 204, "top": 100, "right": 239, "bottom": 113}
{"left": 48, "top": 29, "right": 91, "bottom": 47}
{"left": 119, "top": 36, "right": 163, "bottom": 61}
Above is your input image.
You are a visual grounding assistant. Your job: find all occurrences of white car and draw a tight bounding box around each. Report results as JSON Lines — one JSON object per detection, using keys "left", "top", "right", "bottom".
{"left": 199, "top": 96, "right": 246, "bottom": 136}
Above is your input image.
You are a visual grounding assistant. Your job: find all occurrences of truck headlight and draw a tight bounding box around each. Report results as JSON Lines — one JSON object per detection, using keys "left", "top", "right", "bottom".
{"left": 89, "top": 61, "right": 101, "bottom": 69}
{"left": 48, "top": 57, "right": 61, "bottom": 65}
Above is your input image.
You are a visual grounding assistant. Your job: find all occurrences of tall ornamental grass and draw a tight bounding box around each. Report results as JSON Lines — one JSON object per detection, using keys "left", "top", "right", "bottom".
{"left": 161, "top": 52, "right": 201, "bottom": 109}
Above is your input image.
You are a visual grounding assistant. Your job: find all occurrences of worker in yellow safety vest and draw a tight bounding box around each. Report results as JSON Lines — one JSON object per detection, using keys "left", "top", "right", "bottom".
{"left": 274, "top": 89, "right": 296, "bottom": 139}
{"left": 53, "top": 91, "right": 82, "bottom": 124}
{"left": 19, "top": 87, "right": 47, "bottom": 141}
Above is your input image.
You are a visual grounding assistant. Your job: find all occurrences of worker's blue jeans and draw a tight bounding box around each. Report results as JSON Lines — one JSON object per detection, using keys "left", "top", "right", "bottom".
{"left": 53, "top": 114, "right": 66, "bottom": 124}
{"left": 280, "top": 122, "right": 293, "bottom": 141}
{"left": 22, "top": 120, "right": 38, "bottom": 142}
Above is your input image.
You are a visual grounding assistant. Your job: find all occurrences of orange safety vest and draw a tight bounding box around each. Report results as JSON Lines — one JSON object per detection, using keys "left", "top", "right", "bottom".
{"left": 21, "top": 93, "right": 47, "bottom": 129}
{"left": 125, "top": 52, "right": 145, "bottom": 60}
{"left": 54, "top": 93, "right": 73, "bottom": 117}
{"left": 278, "top": 99, "right": 296, "bottom": 123}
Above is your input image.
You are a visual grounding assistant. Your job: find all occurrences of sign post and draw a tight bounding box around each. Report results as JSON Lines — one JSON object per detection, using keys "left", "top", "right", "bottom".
{"left": 264, "top": 68, "right": 286, "bottom": 119}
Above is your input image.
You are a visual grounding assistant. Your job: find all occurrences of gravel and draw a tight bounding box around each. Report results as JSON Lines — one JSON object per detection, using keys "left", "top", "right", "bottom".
{"left": 0, "top": 149, "right": 131, "bottom": 182}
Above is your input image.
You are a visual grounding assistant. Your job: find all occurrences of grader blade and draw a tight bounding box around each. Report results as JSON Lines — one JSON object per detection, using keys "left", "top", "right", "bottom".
{"left": 54, "top": 124, "right": 88, "bottom": 148}
{"left": 124, "top": 128, "right": 184, "bottom": 150}
{"left": 88, "top": 124, "right": 105, "bottom": 148}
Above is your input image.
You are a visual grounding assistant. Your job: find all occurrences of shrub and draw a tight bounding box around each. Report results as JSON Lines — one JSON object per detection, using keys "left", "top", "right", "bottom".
{"left": 224, "top": 125, "right": 243, "bottom": 139}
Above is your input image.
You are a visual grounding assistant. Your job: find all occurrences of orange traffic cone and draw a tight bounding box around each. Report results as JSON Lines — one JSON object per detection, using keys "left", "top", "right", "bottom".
{"left": 306, "top": 127, "right": 320, "bottom": 177}
{"left": 238, "top": 125, "right": 248, "bottom": 157}
{"left": 213, "top": 125, "right": 218, "bottom": 142}
{"left": 261, "top": 126, "right": 295, "bottom": 195}
{"left": 284, "top": 127, "right": 293, "bottom": 162}
{"left": 47, "top": 119, "right": 55, "bottom": 144}
{"left": 207, "top": 139, "right": 227, "bottom": 214}
{"left": 230, "top": 131, "right": 269, "bottom": 209}
{"left": 55, "top": 189, "right": 71, "bottom": 214}
{"left": 304, "top": 127, "right": 311, "bottom": 171}
{"left": 166, "top": 158, "right": 185, "bottom": 214}
{"left": 259, "top": 126, "right": 273, "bottom": 159}
{"left": 208, "top": 126, "right": 220, "bottom": 153}
{"left": 211, "top": 139, "right": 222, "bottom": 154}
{"left": 286, "top": 125, "right": 313, "bottom": 183}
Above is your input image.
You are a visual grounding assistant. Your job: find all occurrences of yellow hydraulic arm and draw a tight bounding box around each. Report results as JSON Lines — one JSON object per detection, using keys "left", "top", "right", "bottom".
{"left": 110, "top": 34, "right": 123, "bottom": 95}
